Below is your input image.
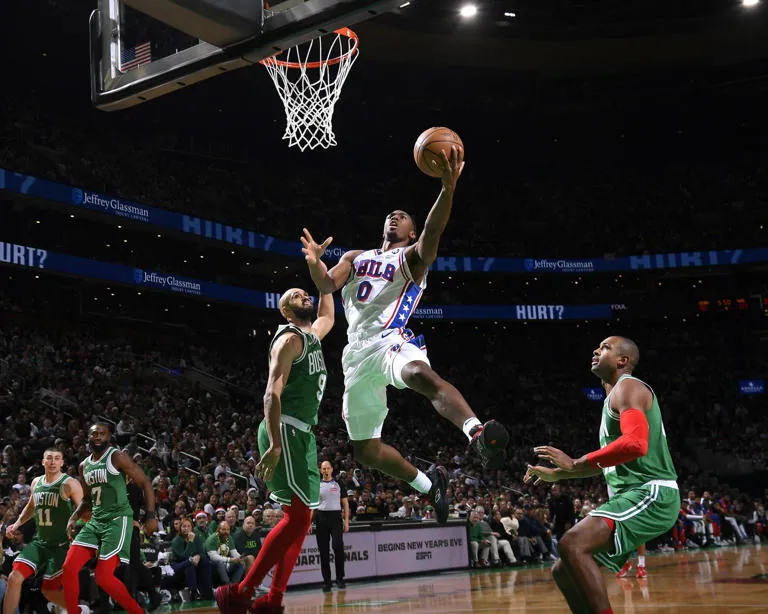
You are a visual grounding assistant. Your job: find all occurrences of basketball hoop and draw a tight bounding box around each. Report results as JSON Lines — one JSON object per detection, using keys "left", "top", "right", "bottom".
{"left": 260, "top": 28, "right": 359, "bottom": 151}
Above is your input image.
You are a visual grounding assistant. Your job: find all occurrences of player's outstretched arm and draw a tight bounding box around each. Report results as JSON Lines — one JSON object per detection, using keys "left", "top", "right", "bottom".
{"left": 407, "top": 145, "right": 465, "bottom": 274}
{"left": 112, "top": 451, "right": 158, "bottom": 535}
{"left": 311, "top": 292, "right": 335, "bottom": 341}
{"left": 300, "top": 228, "right": 361, "bottom": 294}
{"left": 524, "top": 446, "right": 602, "bottom": 486}
{"left": 257, "top": 333, "right": 302, "bottom": 482}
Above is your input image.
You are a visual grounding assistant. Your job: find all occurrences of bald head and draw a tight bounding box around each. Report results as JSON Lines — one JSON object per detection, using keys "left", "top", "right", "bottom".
{"left": 279, "top": 288, "right": 299, "bottom": 313}
{"left": 279, "top": 288, "right": 314, "bottom": 323}
{"left": 615, "top": 336, "right": 640, "bottom": 370}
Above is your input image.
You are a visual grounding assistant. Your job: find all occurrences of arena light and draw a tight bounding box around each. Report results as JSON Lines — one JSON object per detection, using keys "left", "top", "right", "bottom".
{"left": 459, "top": 4, "right": 478, "bottom": 18}
{"left": 504, "top": 11, "right": 516, "bottom": 17}
{"left": 399, "top": 1, "right": 410, "bottom": 6}
{"left": 742, "top": 0, "right": 759, "bottom": 6}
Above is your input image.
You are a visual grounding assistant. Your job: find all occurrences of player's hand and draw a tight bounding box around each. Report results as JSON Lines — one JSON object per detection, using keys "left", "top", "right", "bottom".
{"left": 523, "top": 464, "right": 560, "bottom": 486}
{"left": 144, "top": 518, "right": 159, "bottom": 536}
{"left": 255, "top": 446, "right": 282, "bottom": 482}
{"left": 440, "top": 145, "right": 465, "bottom": 191}
{"left": 300, "top": 228, "right": 333, "bottom": 266}
{"left": 533, "top": 446, "right": 576, "bottom": 472}
{"left": 66, "top": 517, "right": 78, "bottom": 540}
{"left": 5, "top": 522, "right": 18, "bottom": 538}
{"left": 343, "top": 521, "right": 349, "bottom": 533}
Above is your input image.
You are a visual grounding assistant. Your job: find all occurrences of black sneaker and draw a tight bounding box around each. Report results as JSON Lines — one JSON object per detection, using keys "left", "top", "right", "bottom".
{"left": 427, "top": 465, "right": 449, "bottom": 525}
{"left": 148, "top": 590, "right": 163, "bottom": 612}
{"left": 322, "top": 582, "right": 332, "bottom": 593}
{"left": 336, "top": 579, "right": 346, "bottom": 589}
{"left": 469, "top": 420, "right": 509, "bottom": 469}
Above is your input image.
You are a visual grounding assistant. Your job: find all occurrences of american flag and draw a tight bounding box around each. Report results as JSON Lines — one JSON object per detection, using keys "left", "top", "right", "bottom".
{"left": 119, "top": 41, "right": 152, "bottom": 71}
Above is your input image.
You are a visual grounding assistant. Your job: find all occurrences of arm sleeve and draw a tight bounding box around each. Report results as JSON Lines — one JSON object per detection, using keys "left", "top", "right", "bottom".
{"left": 586, "top": 408, "right": 649, "bottom": 470}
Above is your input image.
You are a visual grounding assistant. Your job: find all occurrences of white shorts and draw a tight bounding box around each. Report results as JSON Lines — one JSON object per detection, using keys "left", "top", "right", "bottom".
{"left": 341, "top": 329, "right": 430, "bottom": 441}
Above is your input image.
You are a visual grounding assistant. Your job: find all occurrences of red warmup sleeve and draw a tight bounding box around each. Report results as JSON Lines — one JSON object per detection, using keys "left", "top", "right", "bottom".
{"left": 586, "top": 408, "right": 649, "bottom": 470}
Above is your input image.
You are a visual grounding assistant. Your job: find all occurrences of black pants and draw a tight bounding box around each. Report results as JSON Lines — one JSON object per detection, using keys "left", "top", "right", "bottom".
{"left": 315, "top": 511, "right": 345, "bottom": 583}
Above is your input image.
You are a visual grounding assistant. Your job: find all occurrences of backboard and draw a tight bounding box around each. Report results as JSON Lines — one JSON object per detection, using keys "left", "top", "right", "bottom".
{"left": 89, "top": 0, "right": 405, "bottom": 111}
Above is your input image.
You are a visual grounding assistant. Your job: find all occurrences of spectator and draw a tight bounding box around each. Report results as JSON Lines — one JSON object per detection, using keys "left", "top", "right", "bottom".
{"left": 233, "top": 515, "right": 261, "bottom": 571}
{"left": 548, "top": 484, "right": 575, "bottom": 540}
{"left": 224, "top": 508, "right": 240, "bottom": 532}
{"left": 488, "top": 509, "right": 518, "bottom": 566}
{"left": 170, "top": 518, "right": 213, "bottom": 600}
{"left": 469, "top": 511, "right": 490, "bottom": 568}
{"left": 193, "top": 511, "right": 210, "bottom": 541}
{"left": 204, "top": 521, "right": 244, "bottom": 586}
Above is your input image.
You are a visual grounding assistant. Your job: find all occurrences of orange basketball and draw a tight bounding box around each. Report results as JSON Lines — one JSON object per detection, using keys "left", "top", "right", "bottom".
{"left": 413, "top": 127, "right": 464, "bottom": 178}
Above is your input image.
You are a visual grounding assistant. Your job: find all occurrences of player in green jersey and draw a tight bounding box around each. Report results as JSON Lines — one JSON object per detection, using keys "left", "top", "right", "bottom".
{"left": 62, "top": 422, "right": 158, "bottom": 614}
{"left": 525, "top": 336, "right": 679, "bottom": 614}
{"left": 3, "top": 447, "right": 83, "bottom": 614}
{"left": 216, "top": 288, "right": 334, "bottom": 614}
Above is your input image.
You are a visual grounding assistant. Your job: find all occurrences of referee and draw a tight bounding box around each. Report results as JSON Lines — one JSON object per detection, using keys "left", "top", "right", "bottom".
{"left": 313, "top": 461, "right": 349, "bottom": 592}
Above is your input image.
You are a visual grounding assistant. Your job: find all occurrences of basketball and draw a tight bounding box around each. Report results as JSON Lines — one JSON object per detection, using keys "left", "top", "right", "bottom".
{"left": 413, "top": 127, "right": 464, "bottom": 178}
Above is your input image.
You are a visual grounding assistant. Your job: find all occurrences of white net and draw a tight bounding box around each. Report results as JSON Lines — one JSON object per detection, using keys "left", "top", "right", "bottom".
{"left": 261, "top": 28, "right": 359, "bottom": 151}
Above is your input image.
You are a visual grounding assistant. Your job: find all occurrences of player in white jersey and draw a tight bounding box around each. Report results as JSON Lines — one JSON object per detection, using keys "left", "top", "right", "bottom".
{"left": 301, "top": 145, "right": 509, "bottom": 524}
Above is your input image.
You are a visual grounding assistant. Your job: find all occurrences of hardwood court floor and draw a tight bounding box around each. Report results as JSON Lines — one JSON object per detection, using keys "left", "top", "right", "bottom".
{"left": 183, "top": 544, "right": 768, "bottom": 613}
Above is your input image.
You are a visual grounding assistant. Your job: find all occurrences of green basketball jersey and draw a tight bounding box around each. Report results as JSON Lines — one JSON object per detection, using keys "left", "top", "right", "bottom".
{"left": 269, "top": 324, "right": 327, "bottom": 425}
{"left": 32, "top": 473, "right": 73, "bottom": 544}
{"left": 599, "top": 374, "right": 677, "bottom": 495}
{"left": 81, "top": 447, "right": 133, "bottom": 521}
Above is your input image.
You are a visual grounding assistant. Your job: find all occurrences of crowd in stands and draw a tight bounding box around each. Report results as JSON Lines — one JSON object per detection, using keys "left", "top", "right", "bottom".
{"left": 1, "top": 294, "right": 766, "bottom": 608}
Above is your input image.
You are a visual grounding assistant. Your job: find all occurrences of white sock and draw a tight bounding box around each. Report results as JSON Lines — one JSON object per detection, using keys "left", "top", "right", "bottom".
{"left": 638, "top": 555, "right": 646, "bottom": 567}
{"left": 409, "top": 470, "right": 432, "bottom": 494}
{"left": 462, "top": 417, "right": 482, "bottom": 441}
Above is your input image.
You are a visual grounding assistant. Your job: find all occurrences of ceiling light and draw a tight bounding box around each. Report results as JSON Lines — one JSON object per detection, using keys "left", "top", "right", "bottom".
{"left": 742, "top": 0, "right": 759, "bottom": 6}
{"left": 459, "top": 4, "right": 478, "bottom": 18}
{"left": 399, "top": 1, "right": 410, "bottom": 6}
{"left": 504, "top": 11, "right": 516, "bottom": 17}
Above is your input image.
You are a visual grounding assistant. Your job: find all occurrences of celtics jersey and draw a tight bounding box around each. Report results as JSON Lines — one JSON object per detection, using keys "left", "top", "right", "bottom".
{"left": 269, "top": 324, "right": 327, "bottom": 425}
{"left": 599, "top": 374, "right": 677, "bottom": 495}
{"left": 32, "top": 473, "right": 73, "bottom": 544}
{"left": 81, "top": 447, "right": 133, "bottom": 521}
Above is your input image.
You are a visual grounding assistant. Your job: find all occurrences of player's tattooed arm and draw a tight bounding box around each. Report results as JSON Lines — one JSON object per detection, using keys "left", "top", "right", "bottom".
{"left": 301, "top": 228, "right": 362, "bottom": 293}
{"left": 407, "top": 145, "right": 465, "bottom": 280}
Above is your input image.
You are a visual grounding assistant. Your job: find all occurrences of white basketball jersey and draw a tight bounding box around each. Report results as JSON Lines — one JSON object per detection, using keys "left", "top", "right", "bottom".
{"left": 341, "top": 247, "right": 426, "bottom": 340}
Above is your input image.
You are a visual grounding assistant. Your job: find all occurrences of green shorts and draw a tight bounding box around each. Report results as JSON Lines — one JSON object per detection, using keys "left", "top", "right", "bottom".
{"left": 15, "top": 538, "right": 68, "bottom": 580}
{"left": 258, "top": 418, "right": 320, "bottom": 509}
{"left": 71, "top": 515, "right": 133, "bottom": 563}
{"left": 589, "top": 481, "right": 679, "bottom": 573}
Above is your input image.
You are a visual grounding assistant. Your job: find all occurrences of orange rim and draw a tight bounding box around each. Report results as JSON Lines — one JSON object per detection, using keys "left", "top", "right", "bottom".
{"left": 259, "top": 28, "right": 358, "bottom": 69}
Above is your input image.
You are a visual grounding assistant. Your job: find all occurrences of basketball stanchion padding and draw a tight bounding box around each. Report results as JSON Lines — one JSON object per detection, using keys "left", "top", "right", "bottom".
{"left": 260, "top": 27, "right": 359, "bottom": 151}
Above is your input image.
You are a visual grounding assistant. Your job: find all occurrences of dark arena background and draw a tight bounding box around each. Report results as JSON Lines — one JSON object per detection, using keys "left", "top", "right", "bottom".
{"left": 2, "top": 0, "right": 768, "bottom": 612}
